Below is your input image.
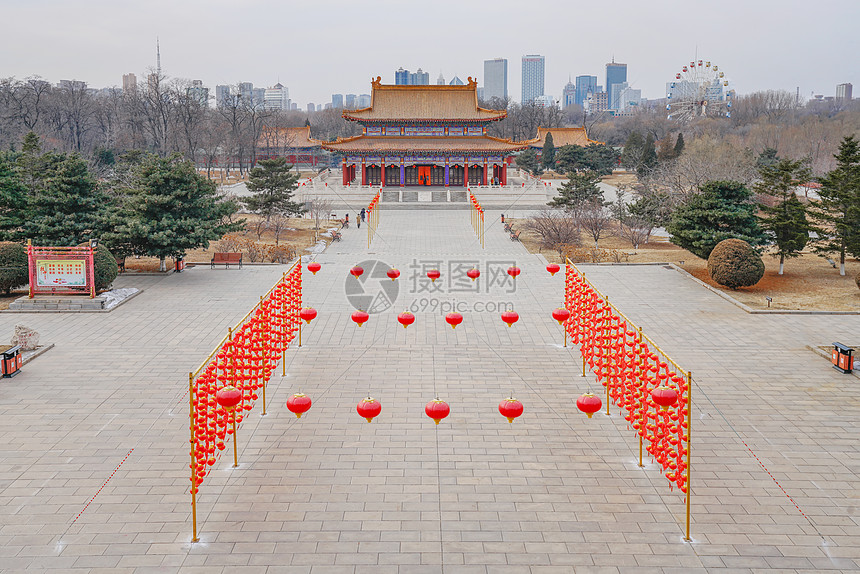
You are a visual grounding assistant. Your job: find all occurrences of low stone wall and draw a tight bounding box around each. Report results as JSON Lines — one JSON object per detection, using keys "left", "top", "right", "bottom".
{"left": 9, "top": 296, "right": 106, "bottom": 312}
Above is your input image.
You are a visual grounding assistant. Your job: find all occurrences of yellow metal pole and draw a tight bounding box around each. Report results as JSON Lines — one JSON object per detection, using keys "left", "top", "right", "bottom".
{"left": 638, "top": 327, "right": 645, "bottom": 468}
{"left": 604, "top": 297, "right": 610, "bottom": 416}
{"left": 231, "top": 409, "right": 238, "bottom": 468}
{"left": 685, "top": 370, "right": 692, "bottom": 541}
{"left": 189, "top": 372, "right": 199, "bottom": 542}
{"left": 299, "top": 320, "right": 302, "bottom": 348}
{"left": 260, "top": 296, "right": 267, "bottom": 416}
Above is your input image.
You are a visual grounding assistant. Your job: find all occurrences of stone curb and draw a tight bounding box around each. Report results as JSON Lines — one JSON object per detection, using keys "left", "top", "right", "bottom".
{"left": 4, "top": 289, "right": 143, "bottom": 314}
{"left": 668, "top": 263, "right": 860, "bottom": 315}
{"left": 21, "top": 343, "right": 54, "bottom": 366}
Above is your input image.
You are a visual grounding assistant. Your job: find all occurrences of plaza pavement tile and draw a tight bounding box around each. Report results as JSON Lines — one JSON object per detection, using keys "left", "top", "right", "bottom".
{"left": 0, "top": 208, "right": 857, "bottom": 573}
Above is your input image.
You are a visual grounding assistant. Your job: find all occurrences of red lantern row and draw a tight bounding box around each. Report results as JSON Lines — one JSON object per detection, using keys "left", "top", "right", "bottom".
{"left": 190, "top": 263, "right": 303, "bottom": 493}
{"left": 564, "top": 263, "right": 689, "bottom": 493}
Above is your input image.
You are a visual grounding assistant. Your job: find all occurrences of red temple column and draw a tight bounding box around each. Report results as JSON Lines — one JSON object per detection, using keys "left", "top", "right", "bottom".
{"left": 361, "top": 159, "right": 367, "bottom": 185}
{"left": 501, "top": 163, "right": 507, "bottom": 185}
{"left": 464, "top": 163, "right": 469, "bottom": 188}
{"left": 381, "top": 161, "right": 386, "bottom": 187}
{"left": 483, "top": 159, "right": 488, "bottom": 186}
{"left": 342, "top": 160, "right": 348, "bottom": 185}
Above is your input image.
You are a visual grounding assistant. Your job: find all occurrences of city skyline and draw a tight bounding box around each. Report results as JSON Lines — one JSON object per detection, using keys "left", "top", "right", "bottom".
{"left": 0, "top": 0, "right": 857, "bottom": 107}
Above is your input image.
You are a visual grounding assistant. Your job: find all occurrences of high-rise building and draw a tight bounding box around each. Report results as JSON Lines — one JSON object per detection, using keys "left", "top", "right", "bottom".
{"left": 612, "top": 82, "right": 641, "bottom": 112}
{"left": 345, "top": 94, "right": 356, "bottom": 108}
{"left": 357, "top": 94, "right": 371, "bottom": 108}
{"left": 562, "top": 78, "right": 576, "bottom": 108}
{"left": 307, "top": 103, "right": 315, "bottom": 113}
{"left": 437, "top": 73, "right": 446, "bottom": 85}
{"left": 59, "top": 79, "right": 87, "bottom": 91}
{"left": 410, "top": 68, "right": 430, "bottom": 85}
{"left": 483, "top": 58, "right": 508, "bottom": 101}
{"left": 586, "top": 91, "right": 609, "bottom": 114}
{"left": 535, "top": 95, "right": 556, "bottom": 108}
{"left": 449, "top": 76, "right": 464, "bottom": 86}
{"left": 290, "top": 102, "right": 298, "bottom": 111}
{"left": 331, "top": 94, "right": 344, "bottom": 108}
{"left": 836, "top": 83, "right": 853, "bottom": 100}
{"left": 215, "top": 85, "right": 231, "bottom": 108}
{"left": 122, "top": 73, "right": 137, "bottom": 93}
{"left": 395, "top": 68, "right": 410, "bottom": 85}
{"left": 605, "top": 61, "right": 627, "bottom": 110}
{"left": 264, "top": 83, "right": 290, "bottom": 111}
{"left": 575, "top": 75, "right": 597, "bottom": 107}
{"left": 521, "top": 55, "right": 545, "bottom": 103}
{"left": 187, "top": 80, "right": 209, "bottom": 107}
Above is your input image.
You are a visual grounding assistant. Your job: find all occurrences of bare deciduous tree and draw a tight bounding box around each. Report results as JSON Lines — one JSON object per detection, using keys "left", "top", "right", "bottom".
{"left": 307, "top": 197, "right": 334, "bottom": 240}
{"left": 577, "top": 199, "right": 614, "bottom": 248}
{"left": 525, "top": 208, "right": 581, "bottom": 261}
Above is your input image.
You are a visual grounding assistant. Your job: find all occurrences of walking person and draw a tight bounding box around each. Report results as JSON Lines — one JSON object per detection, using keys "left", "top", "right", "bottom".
{"left": 357, "top": 213, "right": 361, "bottom": 229}
{"left": 360, "top": 207, "right": 366, "bottom": 222}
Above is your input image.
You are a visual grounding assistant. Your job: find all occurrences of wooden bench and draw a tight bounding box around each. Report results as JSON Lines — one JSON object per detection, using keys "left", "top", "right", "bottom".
{"left": 331, "top": 230, "right": 342, "bottom": 242}
{"left": 503, "top": 223, "right": 514, "bottom": 233}
{"left": 211, "top": 252, "right": 243, "bottom": 269}
{"left": 510, "top": 230, "right": 522, "bottom": 241}
{"left": 338, "top": 218, "right": 349, "bottom": 229}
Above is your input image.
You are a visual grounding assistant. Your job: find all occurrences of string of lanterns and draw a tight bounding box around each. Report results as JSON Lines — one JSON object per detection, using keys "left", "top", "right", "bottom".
{"left": 564, "top": 262, "right": 690, "bottom": 495}
{"left": 366, "top": 191, "right": 380, "bottom": 248}
{"left": 469, "top": 191, "right": 485, "bottom": 248}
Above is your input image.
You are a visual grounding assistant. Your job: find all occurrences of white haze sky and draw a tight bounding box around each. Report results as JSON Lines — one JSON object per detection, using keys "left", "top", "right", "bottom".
{"left": 1, "top": 0, "right": 857, "bottom": 106}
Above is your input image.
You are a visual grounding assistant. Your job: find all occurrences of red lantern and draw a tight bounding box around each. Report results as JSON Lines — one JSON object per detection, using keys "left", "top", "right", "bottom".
{"left": 215, "top": 385, "right": 242, "bottom": 409}
{"left": 506, "top": 266, "right": 521, "bottom": 278}
{"left": 427, "top": 269, "right": 441, "bottom": 282}
{"left": 299, "top": 307, "right": 317, "bottom": 324}
{"left": 350, "top": 266, "right": 364, "bottom": 278}
{"left": 425, "top": 399, "right": 450, "bottom": 425}
{"left": 387, "top": 268, "right": 401, "bottom": 281}
{"left": 576, "top": 393, "right": 602, "bottom": 418}
{"left": 651, "top": 386, "right": 679, "bottom": 410}
{"left": 551, "top": 308, "right": 571, "bottom": 324}
{"left": 307, "top": 262, "right": 321, "bottom": 275}
{"left": 498, "top": 397, "right": 523, "bottom": 423}
{"left": 397, "top": 311, "right": 415, "bottom": 328}
{"left": 466, "top": 268, "right": 480, "bottom": 281}
{"left": 357, "top": 397, "right": 382, "bottom": 422}
{"left": 286, "top": 393, "right": 312, "bottom": 418}
{"left": 445, "top": 312, "right": 463, "bottom": 329}
{"left": 501, "top": 311, "right": 519, "bottom": 327}
{"left": 351, "top": 310, "right": 369, "bottom": 327}
{"left": 546, "top": 263, "right": 560, "bottom": 276}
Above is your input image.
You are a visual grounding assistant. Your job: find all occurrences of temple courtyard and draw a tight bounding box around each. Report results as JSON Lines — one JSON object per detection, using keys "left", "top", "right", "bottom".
{"left": 0, "top": 209, "right": 858, "bottom": 573}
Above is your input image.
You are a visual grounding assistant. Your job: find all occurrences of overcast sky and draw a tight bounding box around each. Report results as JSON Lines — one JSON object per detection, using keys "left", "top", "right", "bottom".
{"left": 1, "top": 0, "right": 857, "bottom": 106}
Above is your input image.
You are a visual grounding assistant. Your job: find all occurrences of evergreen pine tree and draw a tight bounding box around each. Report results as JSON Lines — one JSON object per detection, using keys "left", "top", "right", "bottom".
{"left": 24, "top": 154, "right": 106, "bottom": 246}
{"left": 754, "top": 158, "right": 814, "bottom": 274}
{"left": 620, "top": 131, "right": 645, "bottom": 171}
{"left": 106, "top": 154, "right": 243, "bottom": 270}
{"left": 814, "top": 135, "right": 860, "bottom": 275}
{"left": 638, "top": 134, "right": 658, "bottom": 177}
{"left": 244, "top": 157, "right": 303, "bottom": 220}
{"left": 0, "top": 154, "right": 28, "bottom": 241}
{"left": 541, "top": 132, "right": 555, "bottom": 170}
{"left": 548, "top": 171, "right": 603, "bottom": 213}
{"left": 673, "top": 133, "right": 685, "bottom": 157}
{"left": 667, "top": 180, "right": 768, "bottom": 259}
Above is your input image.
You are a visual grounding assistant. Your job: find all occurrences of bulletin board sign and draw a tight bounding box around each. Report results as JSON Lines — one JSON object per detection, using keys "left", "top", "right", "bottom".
{"left": 28, "top": 244, "right": 96, "bottom": 298}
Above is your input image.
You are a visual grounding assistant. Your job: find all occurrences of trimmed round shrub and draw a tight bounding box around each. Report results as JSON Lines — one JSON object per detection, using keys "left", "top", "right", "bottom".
{"left": 0, "top": 242, "right": 28, "bottom": 294}
{"left": 707, "top": 239, "right": 765, "bottom": 289}
{"left": 78, "top": 242, "right": 119, "bottom": 292}
{"left": 93, "top": 245, "right": 119, "bottom": 292}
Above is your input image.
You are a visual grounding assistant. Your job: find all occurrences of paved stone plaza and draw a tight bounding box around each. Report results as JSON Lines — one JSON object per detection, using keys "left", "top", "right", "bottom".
{"left": 0, "top": 209, "right": 858, "bottom": 573}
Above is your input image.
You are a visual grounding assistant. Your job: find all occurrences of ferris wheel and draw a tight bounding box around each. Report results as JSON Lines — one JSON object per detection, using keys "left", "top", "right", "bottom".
{"left": 666, "top": 60, "right": 733, "bottom": 121}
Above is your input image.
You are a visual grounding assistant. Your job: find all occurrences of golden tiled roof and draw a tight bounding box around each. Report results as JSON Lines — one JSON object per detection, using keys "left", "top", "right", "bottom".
{"left": 343, "top": 77, "right": 506, "bottom": 122}
{"left": 258, "top": 126, "right": 319, "bottom": 149}
{"left": 533, "top": 126, "right": 601, "bottom": 148}
{"left": 320, "top": 135, "right": 536, "bottom": 154}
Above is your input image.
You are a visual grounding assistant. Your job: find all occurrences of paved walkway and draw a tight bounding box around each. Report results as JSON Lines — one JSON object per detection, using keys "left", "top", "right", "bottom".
{"left": 0, "top": 209, "right": 857, "bottom": 573}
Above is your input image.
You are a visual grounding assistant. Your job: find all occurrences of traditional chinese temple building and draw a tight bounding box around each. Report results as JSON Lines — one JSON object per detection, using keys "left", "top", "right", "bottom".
{"left": 257, "top": 126, "right": 327, "bottom": 168}
{"left": 321, "top": 77, "right": 536, "bottom": 187}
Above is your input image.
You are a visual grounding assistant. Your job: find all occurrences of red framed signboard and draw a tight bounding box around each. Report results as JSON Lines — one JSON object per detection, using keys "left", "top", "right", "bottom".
{"left": 28, "top": 244, "right": 96, "bottom": 298}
